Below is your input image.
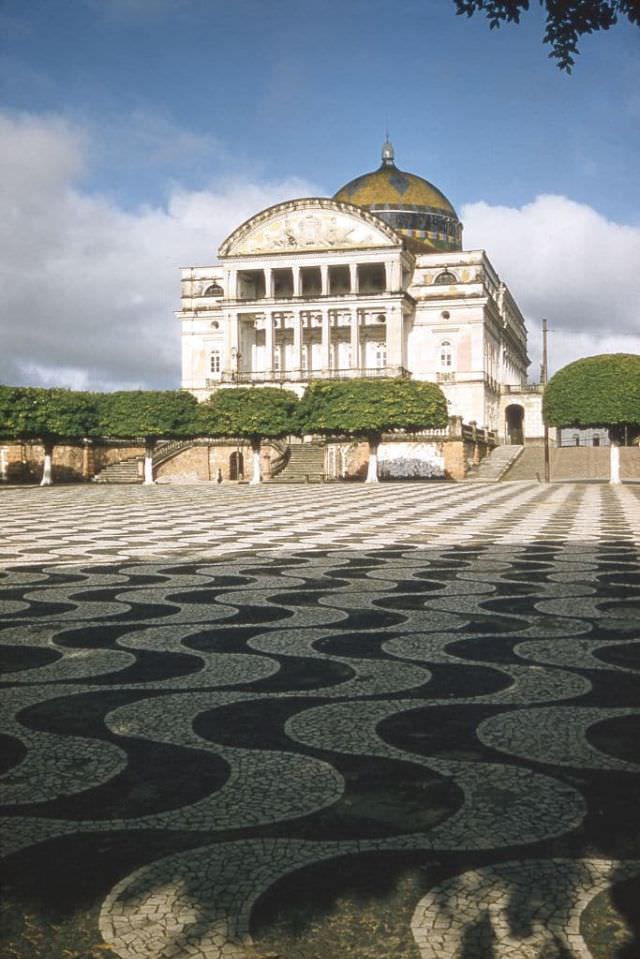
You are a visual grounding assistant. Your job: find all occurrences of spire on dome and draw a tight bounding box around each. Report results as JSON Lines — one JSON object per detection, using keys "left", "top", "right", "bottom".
{"left": 381, "top": 136, "right": 395, "bottom": 167}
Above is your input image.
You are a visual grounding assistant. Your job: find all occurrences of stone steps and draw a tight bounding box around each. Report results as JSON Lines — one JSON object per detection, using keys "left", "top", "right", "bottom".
{"left": 503, "top": 446, "right": 609, "bottom": 482}
{"left": 466, "top": 445, "right": 524, "bottom": 482}
{"left": 93, "top": 458, "right": 142, "bottom": 484}
{"left": 269, "top": 444, "right": 326, "bottom": 483}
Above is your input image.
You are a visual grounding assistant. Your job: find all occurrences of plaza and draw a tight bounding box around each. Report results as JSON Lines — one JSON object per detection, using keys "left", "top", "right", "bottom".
{"left": 1, "top": 481, "right": 639, "bottom": 959}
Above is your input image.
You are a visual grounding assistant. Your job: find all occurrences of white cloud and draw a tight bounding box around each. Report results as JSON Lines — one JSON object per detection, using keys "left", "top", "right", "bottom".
{"left": 1, "top": 112, "right": 638, "bottom": 393}
{"left": 0, "top": 111, "right": 318, "bottom": 390}
{"left": 461, "top": 194, "right": 640, "bottom": 377}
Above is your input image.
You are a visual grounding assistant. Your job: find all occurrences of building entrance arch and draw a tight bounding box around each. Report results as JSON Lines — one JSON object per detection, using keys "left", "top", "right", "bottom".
{"left": 229, "top": 451, "right": 245, "bottom": 481}
{"left": 505, "top": 404, "right": 525, "bottom": 445}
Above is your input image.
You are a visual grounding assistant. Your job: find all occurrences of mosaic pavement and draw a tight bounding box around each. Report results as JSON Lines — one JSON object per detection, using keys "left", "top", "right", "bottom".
{"left": 1, "top": 481, "right": 639, "bottom": 959}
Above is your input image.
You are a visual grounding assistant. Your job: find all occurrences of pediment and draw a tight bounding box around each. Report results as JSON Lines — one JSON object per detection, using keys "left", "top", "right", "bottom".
{"left": 219, "top": 198, "right": 402, "bottom": 257}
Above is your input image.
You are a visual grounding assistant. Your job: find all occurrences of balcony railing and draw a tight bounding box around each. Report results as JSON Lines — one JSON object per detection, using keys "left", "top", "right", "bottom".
{"left": 220, "top": 366, "right": 410, "bottom": 385}
{"left": 502, "top": 383, "right": 545, "bottom": 394}
{"left": 436, "top": 371, "right": 500, "bottom": 391}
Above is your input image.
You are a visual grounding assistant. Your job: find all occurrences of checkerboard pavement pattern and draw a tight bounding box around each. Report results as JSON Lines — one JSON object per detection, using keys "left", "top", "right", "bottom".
{"left": 1, "top": 481, "right": 639, "bottom": 959}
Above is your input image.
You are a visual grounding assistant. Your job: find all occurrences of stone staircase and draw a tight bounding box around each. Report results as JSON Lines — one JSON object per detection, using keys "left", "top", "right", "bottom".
{"left": 93, "top": 441, "right": 197, "bottom": 485}
{"left": 93, "top": 456, "right": 142, "bottom": 484}
{"left": 503, "top": 446, "right": 611, "bottom": 482}
{"left": 466, "top": 445, "right": 524, "bottom": 482}
{"left": 269, "top": 443, "right": 326, "bottom": 483}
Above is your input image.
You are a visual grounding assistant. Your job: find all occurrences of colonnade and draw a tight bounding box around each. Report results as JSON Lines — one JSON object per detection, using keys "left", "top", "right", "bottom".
{"left": 223, "top": 304, "right": 407, "bottom": 378}
{"left": 224, "top": 260, "right": 403, "bottom": 300}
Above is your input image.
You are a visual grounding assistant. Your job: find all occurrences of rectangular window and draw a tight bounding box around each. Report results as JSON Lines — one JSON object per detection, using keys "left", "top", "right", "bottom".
{"left": 210, "top": 350, "right": 221, "bottom": 374}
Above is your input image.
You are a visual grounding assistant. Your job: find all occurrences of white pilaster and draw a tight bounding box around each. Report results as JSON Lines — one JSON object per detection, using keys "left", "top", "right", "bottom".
{"left": 224, "top": 310, "right": 240, "bottom": 371}
{"left": 385, "top": 260, "right": 401, "bottom": 292}
{"left": 226, "top": 270, "right": 238, "bottom": 299}
{"left": 265, "top": 311, "right": 274, "bottom": 374}
{"left": 292, "top": 266, "right": 301, "bottom": 297}
{"left": 321, "top": 308, "right": 331, "bottom": 371}
{"left": 293, "top": 310, "right": 303, "bottom": 373}
{"left": 349, "top": 310, "right": 360, "bottom": 370}
{"left": 385, "top": 306, "right": 405, "bottom": 369}
{"left": 264, "top": 267, "right": 273, "bottom": 298}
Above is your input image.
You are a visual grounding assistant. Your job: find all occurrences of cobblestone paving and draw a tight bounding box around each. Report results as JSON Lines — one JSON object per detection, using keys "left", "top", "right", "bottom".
{"left": 1, "top": 481, "right": 639, "bottom": 959}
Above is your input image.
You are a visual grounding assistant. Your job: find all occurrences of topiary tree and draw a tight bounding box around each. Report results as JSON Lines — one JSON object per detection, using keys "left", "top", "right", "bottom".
{"left": 297, "top": 378, "right": 449, "bottom": 482}
{"left": 99, "top": 390, "right": 199, "bottom": 485}
{"left": 0, "top": 386, "right": 21, "bottom": 438}
{"left": 197, "top": 387, "right": 299, "bottom": 484}
{"left": 0, "top": 386, "right": 100, "bottom": 485}
{"left": 543, "top": 353, "right": 640, "bottom": 484}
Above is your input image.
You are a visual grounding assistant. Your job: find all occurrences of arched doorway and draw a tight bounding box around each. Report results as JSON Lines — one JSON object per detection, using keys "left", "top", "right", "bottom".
{"left": 505, "top": 404, "right": 525, "bottom": 445}
{"left": 229, "top": 451, "right": 244, "bottom": 480}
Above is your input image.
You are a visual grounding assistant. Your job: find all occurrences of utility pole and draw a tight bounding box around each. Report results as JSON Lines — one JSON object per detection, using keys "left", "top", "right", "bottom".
{"left": 542, "top": 319, "right": 550, "bottom": 483}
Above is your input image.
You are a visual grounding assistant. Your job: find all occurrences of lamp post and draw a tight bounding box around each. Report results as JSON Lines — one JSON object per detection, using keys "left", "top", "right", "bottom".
{"left": 541, "top": 319, "right": 550, "bottom": 482}
{"left": 230, "top": 347, "right": 243, "bottom": 480}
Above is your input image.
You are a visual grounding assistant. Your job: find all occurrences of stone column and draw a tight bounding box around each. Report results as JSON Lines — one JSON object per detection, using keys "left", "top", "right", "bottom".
{"left": 265, "top": 311, "right": 274, "bottom": 375}
{"left": 264, "top": 267, "right": 273, "bottom": 298}
{"left": 292, "top": 266, "right": 301, "bottom": 298}
{"left": 320, "top": 308, "right": 331, "bottom": 372}
{"left": 293, "top": 310, "right": 303, "bottom": 375}
{"left": 349, "top": 263, "right": 358, "bottom": 294}
{"left": 349, "top": 310, "right": 360, "bottom": 371}
{"left": 320, "top": 264, "right": 329, "bottom": 296}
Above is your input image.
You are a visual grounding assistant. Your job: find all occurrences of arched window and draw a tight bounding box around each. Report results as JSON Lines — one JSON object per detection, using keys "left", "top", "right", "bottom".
{"left": 204, "top": 283, "right": 224, "bottom": 297}
{"left": 440, "top": 340, "right": 453, "bottom": 369}
{"left": 434, "top": 270, "right": 458, "bottom": 285}
{"left": 374, "top": 342, "right": 387, "bottom": 370}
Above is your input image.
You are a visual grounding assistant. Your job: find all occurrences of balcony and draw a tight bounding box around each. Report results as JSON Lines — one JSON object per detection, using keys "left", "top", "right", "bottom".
{"left": 220, "top": 366, "right": 410, "bottom": 385}
{"left": 502, "top": 383, "right": 544, "bottom": 394}
{"left": 436, "top": 371, "right": 500, "bottom": 392}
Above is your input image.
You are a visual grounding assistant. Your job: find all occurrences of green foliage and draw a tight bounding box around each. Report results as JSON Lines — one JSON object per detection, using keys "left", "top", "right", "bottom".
{"left": 454, "top": 0, "right": 640, "bottom": 71}
{"left": 297, "top": 378, "right": 449, "bottom": 440}
{"left": 0, "top": 386, "right": 22, "bottom": 438}
{"left": 99, "top": 390, "right": 199, "bottom": 440}
{"left": 0, "top": 386, "right": 99, "bottom": 441}
{"left": 198, "top": 388, "right": 299, "bottom": 444}
{"left": 543, "top": 354, "right": 640, "bottom": 434}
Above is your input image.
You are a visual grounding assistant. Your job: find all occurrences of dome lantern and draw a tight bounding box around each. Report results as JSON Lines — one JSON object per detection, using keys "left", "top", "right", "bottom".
{"left": 381, "top": 138, "right": 395, "bottom": 167}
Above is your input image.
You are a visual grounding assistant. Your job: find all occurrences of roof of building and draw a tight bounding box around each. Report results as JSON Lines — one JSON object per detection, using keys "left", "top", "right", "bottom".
{"left": 333, "top": 141, "right": 462, "bottom": 253}
{"left": 333, "top": 140, "right": 457, "bottom": 216}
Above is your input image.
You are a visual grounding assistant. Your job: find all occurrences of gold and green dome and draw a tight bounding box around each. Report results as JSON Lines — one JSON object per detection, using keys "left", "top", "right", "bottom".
{"left": 333, "top": 140, "right": 462, "bottom": 252}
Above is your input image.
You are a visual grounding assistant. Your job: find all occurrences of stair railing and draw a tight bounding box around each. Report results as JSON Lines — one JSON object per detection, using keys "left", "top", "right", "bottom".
{"left": 269, "top": 439, "right": 290, "bottom": 478}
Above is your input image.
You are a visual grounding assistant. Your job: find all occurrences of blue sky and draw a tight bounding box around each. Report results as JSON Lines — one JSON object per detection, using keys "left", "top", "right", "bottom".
{"left": 1, "top": 0, "right": 639, "bottom": 389}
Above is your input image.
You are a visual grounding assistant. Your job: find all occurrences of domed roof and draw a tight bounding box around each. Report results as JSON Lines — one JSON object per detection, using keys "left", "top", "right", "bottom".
{"left": 333, "top": 141, "right": 462, "bottom": 252}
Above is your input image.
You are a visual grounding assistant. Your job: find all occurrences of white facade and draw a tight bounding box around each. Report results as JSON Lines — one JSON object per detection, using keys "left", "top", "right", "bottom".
{"left": 178, "top": 196, "right": 531, "bottom": 433}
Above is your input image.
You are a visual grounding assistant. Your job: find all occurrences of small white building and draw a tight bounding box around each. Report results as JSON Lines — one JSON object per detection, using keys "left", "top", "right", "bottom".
{"left": 178, "top": 141, "right": 539, "bottom": 440}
